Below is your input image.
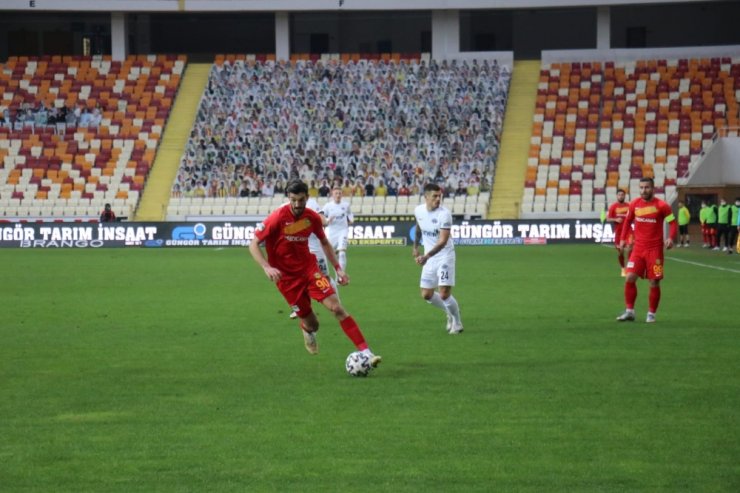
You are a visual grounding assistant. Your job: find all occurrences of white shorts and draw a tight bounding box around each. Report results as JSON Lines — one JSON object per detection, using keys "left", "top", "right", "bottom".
{"left": 328, "top": 231, "right": 349, "bottom": 252}
{"left": 420, "top": 253, "right": 456, "bottom": 289}
{"left": 310, "top": 250, "right": 330, "bottom": 277}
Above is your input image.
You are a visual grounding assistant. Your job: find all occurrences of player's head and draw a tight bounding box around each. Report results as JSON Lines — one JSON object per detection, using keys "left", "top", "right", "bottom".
{"left": 720, "top": 197, "right": 727, "bottom": 205}
{"left": 331, "top": 186, "right": 342, "bottom": 202}
{"left": 104, "top": 203, "right": 112, "bottom": 211}
{"left": 639, "top": 177, "right": 654, "bottom": 201}
{"left": 285, "top": 179, "right": 309, "bottom": 217}
{"left": 678, "top": 200, "right": 684, "bottom": 208}
{"left": 423, "top": 183, "right": 442, "bottom": 210}
{"left": 616, "top": 189, "right": 626, "bottom": 203}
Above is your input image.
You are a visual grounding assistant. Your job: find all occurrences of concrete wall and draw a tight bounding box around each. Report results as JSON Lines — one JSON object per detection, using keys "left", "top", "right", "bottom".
{"left": 687, "top": 138, "right": 740, "bottom": 186}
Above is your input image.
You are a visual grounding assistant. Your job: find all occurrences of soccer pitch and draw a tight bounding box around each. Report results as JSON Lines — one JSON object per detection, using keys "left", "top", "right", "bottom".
{"left": 1, "top": 245, "right": 738, "bottom": 492}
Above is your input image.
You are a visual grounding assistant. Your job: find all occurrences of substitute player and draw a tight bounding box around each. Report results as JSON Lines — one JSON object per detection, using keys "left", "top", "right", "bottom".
{"left": 249, "top": 179, "right": 381, "bottom": 368}
{"left": 413, "top": 183, "right": 463, "bottom": 334}
{"left": 677, "top": 200, "right": 691, "bottom": 247}
{"left": 616, "top": 177, "right": 677, "bottom": 323}
{"left": 321, "top": 186, "right": 353, "bottom": 279}
{"left": 606, "top": 189, "right": 632, "bottom": 276}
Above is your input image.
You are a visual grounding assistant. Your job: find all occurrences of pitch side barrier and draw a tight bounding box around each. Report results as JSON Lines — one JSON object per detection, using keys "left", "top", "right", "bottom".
{"left": 0, "top": 217, "right": 618, "bottom": 248}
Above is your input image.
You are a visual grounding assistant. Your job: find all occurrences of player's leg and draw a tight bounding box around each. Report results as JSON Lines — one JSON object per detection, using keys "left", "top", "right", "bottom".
{"left": 293, "top": 291, "right": 319, "bottom": 354}
{"left": 437, "top": 258, "right": 462, "bottom": 334}
{"left": 420, "top": 258, "right": 451, "bottom": 330}
{"left": 646, "top": 279, "right": 661, "bottom": 323}
{"left": 615, "top": 244, "right": 625, "bottom": 276}
{"left": 336, "top": 235, "right": 349, "bottom": 272}
{"left": 319, "top": 295, "right": 381, "bottom": 367}
{"left": 644, "top": 248, "right": 665, "bottom": 322}
{"left": 617, "top": 252, "right": 642, "bottom": 321}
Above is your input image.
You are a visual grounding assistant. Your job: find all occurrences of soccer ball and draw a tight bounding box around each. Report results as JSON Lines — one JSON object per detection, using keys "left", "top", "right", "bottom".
{"left": 345, "top": 351, "right": 372, "bottom": 377}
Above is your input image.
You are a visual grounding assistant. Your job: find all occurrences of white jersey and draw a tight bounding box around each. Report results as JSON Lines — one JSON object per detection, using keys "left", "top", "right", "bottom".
{"left": 305, "top": 198, "right": 324, "bottom": 255}
{"left": 414, "top": 204, "right": 455, "bottom": 256}
{"left": 322, "top": 200, "right": 353, "bottom": 237}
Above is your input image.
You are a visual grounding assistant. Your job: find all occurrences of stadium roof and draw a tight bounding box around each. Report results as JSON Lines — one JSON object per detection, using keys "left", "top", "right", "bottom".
{"left": 1, "top": 0, "right": 718, "bottom": 13}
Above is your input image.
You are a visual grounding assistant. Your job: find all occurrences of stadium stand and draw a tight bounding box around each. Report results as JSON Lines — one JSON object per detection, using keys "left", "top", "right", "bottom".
{"left": 521, "top": 57, "right": 740, "bottom": 216}
{"left": 168, "top": 54, "right": 510, "bottom": 218}
{"left": 0, "top": 54, "right": 185, "bottom": 220}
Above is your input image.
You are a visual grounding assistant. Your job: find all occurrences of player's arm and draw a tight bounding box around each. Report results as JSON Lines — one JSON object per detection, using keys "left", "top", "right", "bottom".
{"left": 416, "top": 228, "right": 450, "bottom": 266}
{"left": 664, "top": 206, "right": 677, "bottom": 250}
{"left": 605, "top": 205, "right": 620, "bottom": 223}
{"left": 249, "top": 219, "right": 282, "bottom": 282}
{"left": 319, "top": 236, "right": 348, "bottom": 285}
{"left": 412, "top": 219, "right": 422, "bottom": 259}
{"left": 618, "top": 206, "right": 634, "bottom": 250}
{"left": 318, "top": 211, "right": 328, "bottom": 227}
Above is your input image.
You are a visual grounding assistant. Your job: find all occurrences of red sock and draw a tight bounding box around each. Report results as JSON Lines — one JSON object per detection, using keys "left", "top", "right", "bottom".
{"left": 624, "top": 281, "right": 637, "bottom": 309}
{"left": 339, "top": 316, "right": 368, "bottom": 351}
{"left": 649, "top": 286, "right": 661, "bottom": 313}
{"left": 618, "top": 252, "right": 625, "bottom": 268}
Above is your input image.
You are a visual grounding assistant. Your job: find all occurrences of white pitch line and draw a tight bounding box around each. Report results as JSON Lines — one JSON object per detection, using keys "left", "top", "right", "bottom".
{"left": 666, "top": 255, "right": 740, "bottom": 274}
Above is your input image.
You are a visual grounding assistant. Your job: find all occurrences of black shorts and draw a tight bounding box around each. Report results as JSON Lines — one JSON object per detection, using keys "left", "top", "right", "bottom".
{"left": 679, "top": 225, "right": 689, "bottom": 235}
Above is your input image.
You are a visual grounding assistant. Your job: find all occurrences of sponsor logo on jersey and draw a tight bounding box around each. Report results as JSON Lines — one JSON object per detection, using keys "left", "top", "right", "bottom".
{"left": 635, "top": 206, "right": 658, "bottom": 217}
{"left": 283, "top": 218, "right": 312, "bottom": 234}
{"left": 635, "top": 217, "right": 657, "bottom": 223}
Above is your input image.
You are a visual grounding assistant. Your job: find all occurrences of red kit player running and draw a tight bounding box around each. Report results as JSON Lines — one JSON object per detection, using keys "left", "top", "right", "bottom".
{"left": 616, "top": 177, "right": 677, "bottom": 323}
{"left": 606, "top": 188, "right": 632, "bottom": 276}
{"left": 249, "top": 179, "right": 381, "bottom": 368}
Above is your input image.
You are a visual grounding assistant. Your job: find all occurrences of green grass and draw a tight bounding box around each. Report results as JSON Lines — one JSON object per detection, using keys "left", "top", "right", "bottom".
{"left": 1, "top": 245, "right": 738, "bottom": 492}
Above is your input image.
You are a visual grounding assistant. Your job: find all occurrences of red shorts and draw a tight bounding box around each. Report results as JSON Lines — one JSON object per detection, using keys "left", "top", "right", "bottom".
{"left": 614, "top": 230, "right": 634, "bottom": 249}
{"left": 276, "top": 265, "right": 335, "bottom": 317}
{"left": 626, "top": 247, "right": 665, "bottom": 280}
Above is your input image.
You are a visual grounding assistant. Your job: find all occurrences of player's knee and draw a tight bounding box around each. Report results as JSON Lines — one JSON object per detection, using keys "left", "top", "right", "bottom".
{"left": 302, "top": 314, "right": 320, "bottom": 333}
{"left": 330, "top": 304, "right": 348, "bottom": 319}
{"left": 421, "top": 291, "right": 433, "bottom": 301}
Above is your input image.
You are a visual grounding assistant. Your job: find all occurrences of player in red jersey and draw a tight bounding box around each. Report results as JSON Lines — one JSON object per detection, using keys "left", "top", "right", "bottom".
{"left": 616, "top": 177, "right": 677, "bottom": 323}
{"left": 249, "top": 179, "right": 381, "bottom": 368}
{"left": 606, "top": 189, "right": 632, "bottom": 276}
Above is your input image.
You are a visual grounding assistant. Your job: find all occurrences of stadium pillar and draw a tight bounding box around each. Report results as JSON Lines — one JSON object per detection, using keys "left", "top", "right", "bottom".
{"left": 111, "top": 12, "right": 128, "bottom": 61}
{"left": 597, "top": 6, "right": 611, "bottom": 49}
{"left": 432, "top": 10, "right": 459, "bottom": 60}
{"left": 275, "top": 12, "right": 290, "bottom": 62}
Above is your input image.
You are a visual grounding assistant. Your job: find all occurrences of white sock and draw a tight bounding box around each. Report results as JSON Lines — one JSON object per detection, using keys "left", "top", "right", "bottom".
{"left": 443, "top": 295, "right": 461, "bottom": 324}
{"left": 338, "top": 250, "right": 347, "bottom": 271}
{"left": 426, "top": 292, "right": 448, "bottom": 312}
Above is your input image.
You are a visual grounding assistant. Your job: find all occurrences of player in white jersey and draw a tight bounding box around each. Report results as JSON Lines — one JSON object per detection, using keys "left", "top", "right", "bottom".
{"left": 321, "top": 186, "right": 354, "bottom": 278}
{"left": 413, "top": 183, "right": 463, "bottom": 334}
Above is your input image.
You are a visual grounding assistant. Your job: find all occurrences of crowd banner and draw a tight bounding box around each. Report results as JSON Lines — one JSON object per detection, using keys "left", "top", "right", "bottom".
{"left": 0, "top": 218, "right": 618, "bottom": 248}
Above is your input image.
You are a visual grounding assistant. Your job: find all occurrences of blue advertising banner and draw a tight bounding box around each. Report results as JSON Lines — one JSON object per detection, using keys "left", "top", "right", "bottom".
{"left": 0, "top": 218, "right": 617, "bottom": 248}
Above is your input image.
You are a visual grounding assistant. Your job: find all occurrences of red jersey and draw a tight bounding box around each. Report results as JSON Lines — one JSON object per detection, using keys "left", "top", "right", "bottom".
{"left": 621, "top": 197, "right": 676, "bottom": 250}
{"left": 607, "top": 200, "right": 630, "bottom": 238}
{"left": 254, "top": 204, "right": 327, "bottom": 276}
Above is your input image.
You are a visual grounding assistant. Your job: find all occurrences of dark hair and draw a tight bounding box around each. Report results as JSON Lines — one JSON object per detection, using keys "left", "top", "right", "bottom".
{"left": 639, "top": 177, "right": 654, "bottom": 185}
{"left": 285, "top": 179, "right": 308, "bottom": 195}
{"left": 423, "top": 183, "right": 441, "bottom": 193}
